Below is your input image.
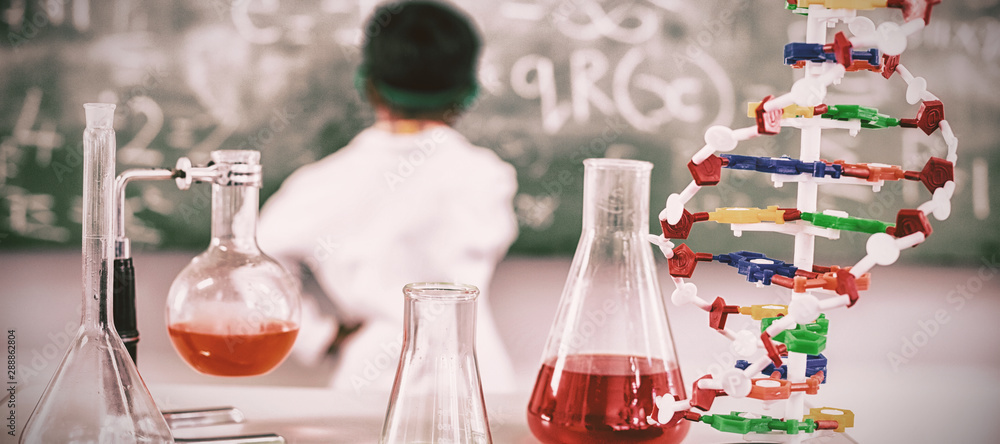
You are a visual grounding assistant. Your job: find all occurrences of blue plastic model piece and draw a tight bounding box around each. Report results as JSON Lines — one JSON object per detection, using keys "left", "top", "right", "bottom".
{"left": 735, "top": 353, "right": 828, "bottom": 383}
{"left": 722, "top": 154, "right": 842, "bottom": 179}
{"left": 784, "top": 43, "right": 881, "bottom": 68}
{"left": 714, "top": 251, "right": 799, "bottom": 285}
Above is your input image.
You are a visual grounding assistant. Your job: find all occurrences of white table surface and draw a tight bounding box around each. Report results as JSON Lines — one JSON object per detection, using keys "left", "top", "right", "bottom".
{"left": 3, "top": 252, "right": 1000, "bottom": 443}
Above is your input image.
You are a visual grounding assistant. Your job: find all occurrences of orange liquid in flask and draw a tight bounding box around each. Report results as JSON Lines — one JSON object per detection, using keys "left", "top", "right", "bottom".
{"left": 168, "top": 319, "right": 299, "bottom": 376}
{"left": 527, "top": 354, "right": 689, "bottom": 444}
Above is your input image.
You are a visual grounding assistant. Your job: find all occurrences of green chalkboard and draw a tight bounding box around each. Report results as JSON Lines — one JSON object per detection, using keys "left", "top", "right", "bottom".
{"left": 1, "top": 0, "right": 998, "bottom": 263}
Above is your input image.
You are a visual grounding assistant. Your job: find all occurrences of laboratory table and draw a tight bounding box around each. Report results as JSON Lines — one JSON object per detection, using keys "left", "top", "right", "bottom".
{"left": 3, "top": 251, "right": 1000, "bottom": 443}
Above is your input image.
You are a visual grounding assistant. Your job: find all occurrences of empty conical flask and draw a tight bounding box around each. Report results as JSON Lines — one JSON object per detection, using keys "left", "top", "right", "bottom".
{"left": 380, "top": 283, "right": 492, "bottom": 444}
{"left": 19, "top": 103, "right": 172, "bottom": 443}
{"left": 166, "top": 150, "right": 300, "bottom": 377}
{"left": 527, "top": 158, "right": 688, "bottom": 444}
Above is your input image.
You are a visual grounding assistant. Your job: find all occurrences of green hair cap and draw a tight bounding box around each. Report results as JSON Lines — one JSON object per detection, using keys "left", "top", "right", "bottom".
{"left": 355, "top": 66, "right": 479, "bottom": 111}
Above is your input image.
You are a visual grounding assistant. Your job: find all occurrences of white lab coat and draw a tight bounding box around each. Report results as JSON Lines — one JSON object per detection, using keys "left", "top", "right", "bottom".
{"left": 258, "top": 125, "right": 519, "bottom": 393}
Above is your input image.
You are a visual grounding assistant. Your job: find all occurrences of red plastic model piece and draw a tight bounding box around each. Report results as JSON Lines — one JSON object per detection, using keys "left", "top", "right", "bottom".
{"left": 761, "top": 333, "right": 787, "bottom": 368}
{"left": 900, "top": 100, "right": 944, "bottom": 135}
{"left": 683, "top": 411, "right": 703, "bottom": 422}
{"left": 790, "top": 371, "right": 825, "bottom": 395}
{"left": 882, "top": 54, "right": 901, "bottom": 79}
{"left": 709, "top": 297, "right": 741, "bottom": 330}
{"left": 755, "top": 95, "right": 782, "bottom": 135}
{"left": 815, "top": 420, "right": 840, "bottom": 430}
{"left": 688, "top": 155, "right": 724, "bottom": 186}
{"left": 887, "top": 0, "right": 941, "bottom": 25}
{"left": 825, "top": 32, "right": 854, "bottom": 68}
{"left": 668, "top": 243, "right": 712, "bottom": 278}
{"left": 690, "top": 375, "right": 725, "bottom": 411}
{"left": 660, "top": 210, "right": 709, "bottom": 240}
{"left": 780, "top": 207, "right": 802, "bottom": 221}
{"left": 836, "top": 271, "right": 861, "bottom": 307}
{"left": 836, "top": 161, "right": 906, "bottom": 182}
{"left": 887, "top": 209, "right": 933, "bottom": 239}
{"left": 917, "top": 156, "right": 954, "bottom": 192}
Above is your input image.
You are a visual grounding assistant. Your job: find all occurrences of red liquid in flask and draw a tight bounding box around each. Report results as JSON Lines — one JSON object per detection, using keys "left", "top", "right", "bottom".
{"left": 527, "top": 354, "right": 689, "bottom": 444}
{"left": 168, "top": 319, "right": 299, "bottom": 376}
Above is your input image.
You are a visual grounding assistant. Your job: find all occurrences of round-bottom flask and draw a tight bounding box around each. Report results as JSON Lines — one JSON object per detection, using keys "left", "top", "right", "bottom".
{"left": 527, "top": 159, "right": 689, "bottom": 444}
{"left": 166, "top": 150, "right": 300, "bottom": 376}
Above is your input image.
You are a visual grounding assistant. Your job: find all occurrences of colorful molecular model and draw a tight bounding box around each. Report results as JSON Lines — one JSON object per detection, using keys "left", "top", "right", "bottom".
{"left": 648, "top": 1, "right": 955, "bottom": 442}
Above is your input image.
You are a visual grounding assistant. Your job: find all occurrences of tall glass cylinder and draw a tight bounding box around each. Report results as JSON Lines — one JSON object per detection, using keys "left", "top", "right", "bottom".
{"left": 166, "top": 150, "right": 300, "bottom": 377}
{"left": 20, "top": 103, "right": 172, "bottom": 443}
{"left": 526, "top": 158, "right": 688, "bottom": 444}
{"left": 380, "top": 283, "right": 492, "bottom": 444}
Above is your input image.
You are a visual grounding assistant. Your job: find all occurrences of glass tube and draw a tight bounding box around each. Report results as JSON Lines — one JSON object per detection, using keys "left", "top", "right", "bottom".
{"left": 380, "top": 283, "right": 492, "bottom": 444}
{"left": 20, "top": 103, "right": 172, "bottom": 443}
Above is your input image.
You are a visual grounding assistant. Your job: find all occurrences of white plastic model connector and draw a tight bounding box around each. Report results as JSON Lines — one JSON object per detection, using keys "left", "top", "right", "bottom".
{"left": 647, "top": 234, "right": 675, "bottom": 258}
{"left": 847, "top": 16, "right": 876, "bottom": 38}
{"left": 789, "top": 77, "right": 828, "bottom": 108}
{"left": 732, "top": 329, "right": 760, "bottom": 357}
{"left": 655, "top": 397, "right": 692, "bottom": 420}
{"left": 788, "top": 293, "right": 821, "bottom": 325}
{"left": 671, "top": 282, "right": 710, "bottom": 311}
{"left": 940, "top": 121, "right": 959, "bottom": 164}
{"left": 721, "top": 369, "right": 752, "bottom": 398}
{"left": 662, "top": 193, "right": 685, "bottom": 225}
{"left": 764, "top": 316, "right": 797, "bottom": 338}
{"left": 876, "top": 21, "right": 908, "bottom": 56}
{"left": 920, "top": 182, "right": 955, "bottom": 221}
{"left": 867, "top": 232, "right": 902, "bottom": 266}
{"left": 692, "top": 125, "right": 740, "bottom": 164}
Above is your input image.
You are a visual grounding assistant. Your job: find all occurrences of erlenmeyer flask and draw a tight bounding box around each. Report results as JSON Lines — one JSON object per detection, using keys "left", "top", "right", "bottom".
{"left": 527, "top": 158, "right": 689, "bottom": 444}
{"left": 20, "top": 103, "right": 172, "bottom": 443}
{"left": 166, "top": 150, "right": 300, "bottom": 376}
{"left": 380, "top": 283, "right": 492, "bottom": 444}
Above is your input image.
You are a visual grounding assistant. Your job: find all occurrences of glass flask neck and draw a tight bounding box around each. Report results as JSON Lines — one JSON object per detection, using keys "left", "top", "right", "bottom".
{"left": 209, "top": 150, "right": 262, "bottom": 253}
{"left": 81, "top": 103, "right": 116, "bottom": 332}
{"left": 581, "top": 158, "right": 652, "bottom": 233}
{"left": 210, "top": 182, "right": 259, "bottom": 252}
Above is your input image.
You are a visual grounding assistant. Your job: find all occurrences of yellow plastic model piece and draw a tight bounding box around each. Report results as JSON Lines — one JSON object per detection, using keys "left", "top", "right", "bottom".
{"left": 747, "top": 102, "right": 819, "bottom": 119}
{"left": 795, "top": 0, "right": 888, "bottom": 9}
{"left": 709, "top": 206, "right": 787, "bottom": 224}
{"left": 738, "top": 304, "right": 789, "bottom": 320}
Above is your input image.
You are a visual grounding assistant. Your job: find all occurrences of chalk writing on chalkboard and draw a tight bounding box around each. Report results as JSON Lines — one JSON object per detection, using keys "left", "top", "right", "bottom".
{"left": 0, "top": 0, "right": 996, "bottom": 261}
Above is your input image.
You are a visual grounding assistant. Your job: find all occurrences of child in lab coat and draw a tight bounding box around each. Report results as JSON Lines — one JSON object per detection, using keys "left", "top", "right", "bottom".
{"left": 258, "top": 1, "right": 519, "bottom": 393}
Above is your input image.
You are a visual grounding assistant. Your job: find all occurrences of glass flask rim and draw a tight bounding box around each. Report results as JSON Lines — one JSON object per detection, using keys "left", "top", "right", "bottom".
{"left": 83, "top": 103, "right": 116, "bottom": 128}
{"left": 583, "top": 157, "right": 652, "bottom": 172}
{"left": 211, "top": 149, "right": 261, "bottom": 165}
{"left": 403, "top": 282, "right": 480, "bottom": 301}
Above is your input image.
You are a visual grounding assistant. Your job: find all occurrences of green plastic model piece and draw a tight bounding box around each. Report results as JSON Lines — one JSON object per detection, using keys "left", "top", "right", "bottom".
{"left": 801, "top": 211, "right": 894, "bottom": 234}
{"left": 822, "top": 104, "right": 901, "bottom": 129}
{"left": 699, "top": 411, "right": 819, "bottom": 434}
{"left": 762, "top": 313, "right": 829, "bottom": 335}
{"left": 762, "top": 314, "right": 829, "bottom": 354}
